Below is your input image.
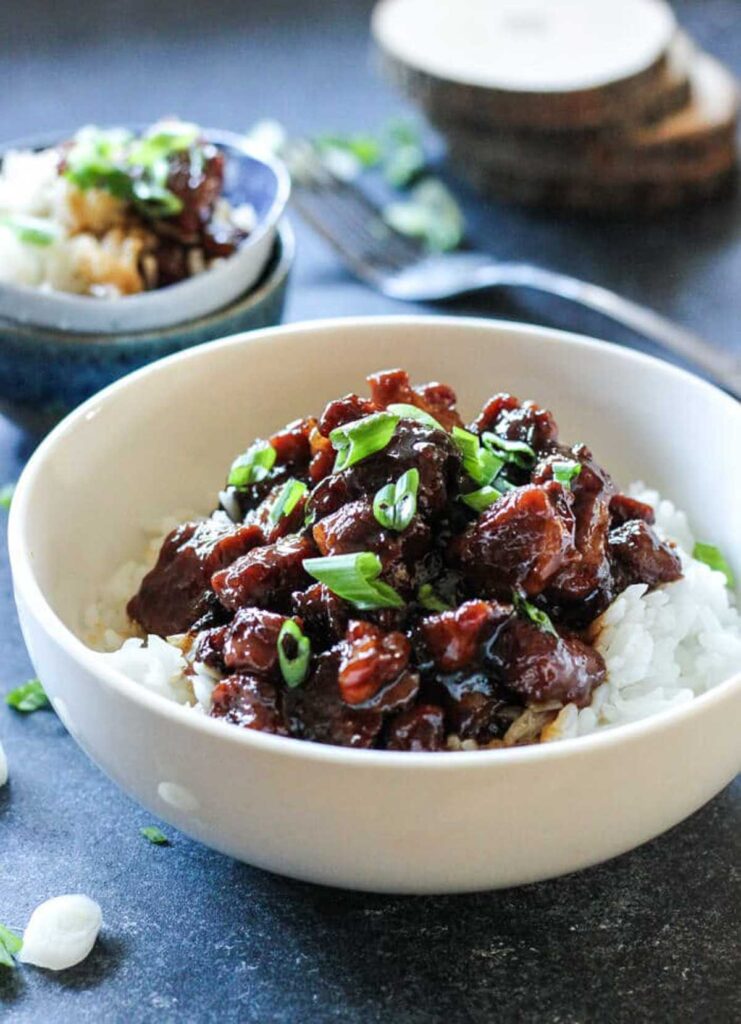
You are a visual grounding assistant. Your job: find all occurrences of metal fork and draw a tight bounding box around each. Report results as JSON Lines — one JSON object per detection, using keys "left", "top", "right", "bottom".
{"left": 286, "top": 141, "right": 741, "bottom": 399}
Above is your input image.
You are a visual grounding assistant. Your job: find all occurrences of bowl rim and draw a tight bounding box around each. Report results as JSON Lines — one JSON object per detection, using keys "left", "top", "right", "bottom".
{"left": 8, "top": 314, "right": 741, "bottom": 769}
{"left": 0, "top": 124, "right": 291, "bottom": 319}
{"left": 0, "top": 218, "right": 295, "bottom": 347}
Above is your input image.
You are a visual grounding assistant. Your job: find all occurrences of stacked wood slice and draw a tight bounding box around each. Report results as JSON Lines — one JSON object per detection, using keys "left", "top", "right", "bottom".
{"left": 372, "top": 0, "right": 739, "bottom": 214}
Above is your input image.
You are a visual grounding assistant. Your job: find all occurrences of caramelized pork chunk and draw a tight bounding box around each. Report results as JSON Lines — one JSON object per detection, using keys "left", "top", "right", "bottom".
{"left": 128, "top": 515, "right": 263, "bottom": 636}
{"left": 455, "top": 483, "right": 576, "bottom": 597}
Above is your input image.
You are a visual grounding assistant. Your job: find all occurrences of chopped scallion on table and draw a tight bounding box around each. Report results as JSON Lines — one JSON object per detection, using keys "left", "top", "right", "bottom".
{"left": 140, "top": 826, "right": 170, "bottom": 846}
{"left": 0, "top": 924, "right": 22, "bottom": 969}
{"left": 5, "top": 679, "right": 50, "bottom": 713}
{"left": 0, "top": 482, "right": 15, "bottom": 509}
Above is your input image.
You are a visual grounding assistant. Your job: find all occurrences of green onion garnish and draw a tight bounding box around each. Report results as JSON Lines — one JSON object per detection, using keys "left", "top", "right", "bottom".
{"left": 417, "top": 583, "right": 451, "bottom": 612}
{"left": 386, "top": 403, "right": 444, "bottom": 431}
{"left": 0, "top": 482, "right": 15, "bottom": 509}
{"left": 228, "top": 441, "right": 276, "bottom": 489}
{"left": 0, "top": 924, "right": 22, "bottom": 969}
{"left": 0, "top": 214, "right": 59, "bottom": 247}
{"left": 5, "top": 678, "right": 50, "bottom": 712}
{"left": 552, "top": 460, "right": 582, "bottom": 489}
{"left": 373, "top": 468, "right": 419, "bottom": 532}
{"left": 452, "top": 427, "right": 504, "bottom": 486}
{"left": 127, "top": 126, "right": 200, "bottom": 168}
{"left": 278, "top": 619, "right": 312, "bottom": 688}
{"left": 512, "top": 590, "right": 558, "bottom": 638}
{"left": 269, "top": 478, "right": 308, "bottom": 526}
{"left": 303, "top": 552, "right": 404, "bottom": 610}
{"left": 460, "top": 485, "right": 503, "bottom": 512}
{"left": 140, "top": 826, "right": 169, "bottom": 846}
{"left": 63, "top": 124, "right": 201, "bottom": 220}
{"left": 329, "top": 412, "right": 399, "bottom": 472}
{"left": 693, "top": 542, "right": 735, "bottom": 588}
{"left": 482, "top": 433, "right": 536, "bottom": 469}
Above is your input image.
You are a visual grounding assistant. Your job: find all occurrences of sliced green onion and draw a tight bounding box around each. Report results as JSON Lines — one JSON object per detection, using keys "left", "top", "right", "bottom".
{"left": 0, "top": 214, "right": 59, "bottom": 247}
{"left": 460, "top": 485, "right": 503, "bottom": 512}
{"left": 131, "top": 178, "right": 183, "bottom": 217}
{"left": 5, "top": 678, "right": 50, "bottom": 712}
{"left": 482, "top": 433, "right": 536, "bottom": 469}
{"left": 452, "top": 427, "right": 504, "bottom": 486}
{"left": 512, "top": 590, "right": 558, "bottom": 638}
{"left": 63, "top": 124, "right": 196, "bottom": 220}
{"left": 381, "top": 118, "right": 425, "bottom": 188}
{"left": 329, "top": 412, "right": 399, "bottom": 472}
{"left": 693, "top": 542, "right": 735, "bottom": 588}
{"left": 0, "top": 924, "right": 22, "bottom": 969}
{"left": 278, "top": 619, "right": 312, "bottom": 688}
{"left": 552, "top": 460, "right": 582, "bottom": 489}
{"left": 228, "top": 441, "right": 276, "bottom": 489}
{"left": 140, "top": 826, "right": 169, "bottom": 845}
{"left": 269, "top": 478, "right": 308, "bottom": 525}
{"left": 0, "top": 482, "right": 15, "bottom": 509}
{"left": 128, "top": 126, "right": 200, "bottom": 168}
{"left": 417, "top": 583, "right": 451, "bottom": 612}
{"left": 303, "top": 552, "right": 404, "bottom": 610}
{"left": 315, "top": 133, "right": 382, "bottom": 169}
{"left": 383, "top": 179, "right": 464, "bottom": 252}
{"left": 373, "top": 468, "right": 419, "bottom": 532}
{"left": 386, "top": 402, "right": 444, "bottom": 431}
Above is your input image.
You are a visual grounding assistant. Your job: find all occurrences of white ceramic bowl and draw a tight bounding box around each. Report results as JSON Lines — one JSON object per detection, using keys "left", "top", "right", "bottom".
{"left": 9, "top": 317, "right": 741, "bottom": 893}
{"left": 0, "top": 129, "right": 290, "bottom": 333}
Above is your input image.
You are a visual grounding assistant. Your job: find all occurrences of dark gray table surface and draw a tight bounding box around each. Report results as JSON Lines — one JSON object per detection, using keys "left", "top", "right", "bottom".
{"left": 0, "top": 1, "right": 739, "bottom": 1021}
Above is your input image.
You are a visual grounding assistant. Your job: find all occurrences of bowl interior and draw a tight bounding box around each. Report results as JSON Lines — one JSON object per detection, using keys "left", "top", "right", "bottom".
{"left": 16, "top": 318, "right": 741, "bottom": 647}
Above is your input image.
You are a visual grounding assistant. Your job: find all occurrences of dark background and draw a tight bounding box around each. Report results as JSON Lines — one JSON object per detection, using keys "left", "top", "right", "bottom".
{"left": 0, "top": 1, "right": 739, "bottom": 1021}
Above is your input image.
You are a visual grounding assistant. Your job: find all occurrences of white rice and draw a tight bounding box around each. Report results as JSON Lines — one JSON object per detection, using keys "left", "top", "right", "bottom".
{"left": 86, "top": 485, "right": 741, "bottom": 743}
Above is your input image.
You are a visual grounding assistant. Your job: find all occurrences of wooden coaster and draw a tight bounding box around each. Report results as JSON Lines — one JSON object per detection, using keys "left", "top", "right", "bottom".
{"left": 429, "top": 31, "right": 693, "bottom": 140}
{"left": 373, "top": 0, "right": 677, "bottom": 129}
{"left": 445, "top": 49, "right": 739, "bottom": 187}
{"left": 453, "top": 149, "right": 737, "bottom": 215}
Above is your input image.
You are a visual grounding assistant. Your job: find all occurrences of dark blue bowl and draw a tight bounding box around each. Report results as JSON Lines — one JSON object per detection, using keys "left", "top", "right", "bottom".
{"left": 0, "top": 220, "right": 294, "bottom": 434}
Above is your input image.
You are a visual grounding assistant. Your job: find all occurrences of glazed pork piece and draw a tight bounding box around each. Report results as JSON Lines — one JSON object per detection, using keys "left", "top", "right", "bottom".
{"left": 128, "top": 369, "right": 683, "bottom": 751}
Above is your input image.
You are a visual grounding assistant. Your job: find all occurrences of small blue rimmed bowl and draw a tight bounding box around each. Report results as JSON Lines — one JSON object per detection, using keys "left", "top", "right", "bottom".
{"left": 0, "top": 220, "right": 294, "bottom": 434}
{"left": 0, "top": 126, "right": 291, "bottom": 334}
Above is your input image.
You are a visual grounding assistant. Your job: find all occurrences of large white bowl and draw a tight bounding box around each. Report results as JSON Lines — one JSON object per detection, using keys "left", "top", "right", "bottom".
{"left": 8, "top": 317, "right": 741, "bottom": 893}
{"left": 0, "top": 129, "right": 290, "bottom": 333}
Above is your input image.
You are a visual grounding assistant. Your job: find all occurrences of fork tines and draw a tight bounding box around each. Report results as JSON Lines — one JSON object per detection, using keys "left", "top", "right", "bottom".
{"left": 284, "top": 139, "right": 423, "bottom": 274}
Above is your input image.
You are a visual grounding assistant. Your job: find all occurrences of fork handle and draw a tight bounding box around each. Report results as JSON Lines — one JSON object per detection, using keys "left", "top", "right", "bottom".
{"left": 481, "top": 262, "right": 741, "bottom": 400}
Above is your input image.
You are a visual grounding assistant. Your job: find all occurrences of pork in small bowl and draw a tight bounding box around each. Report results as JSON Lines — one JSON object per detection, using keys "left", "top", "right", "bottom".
{"left": 0, "top": 119, "right": 290, "bottom": 333}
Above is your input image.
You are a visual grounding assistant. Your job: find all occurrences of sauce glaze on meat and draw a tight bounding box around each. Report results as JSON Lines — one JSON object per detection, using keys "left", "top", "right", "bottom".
{"left": 128, "top": 370, "right": 682, "bottom": 751}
